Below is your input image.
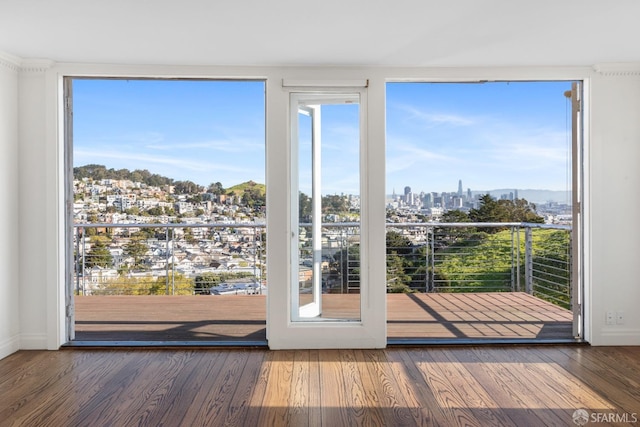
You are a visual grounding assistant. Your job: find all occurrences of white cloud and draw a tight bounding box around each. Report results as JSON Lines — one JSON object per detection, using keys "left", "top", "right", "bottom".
{"left": 74, "top": 149, "right": 248, "bottom": 174}
{"left": 145, "top": 139, "right": 263, "bottom": 153}
{"left": 386, "top": 138, "right": 458, "bottom": 174}
{"left": 392, "top": 103, "right": 476, "bottom": 127}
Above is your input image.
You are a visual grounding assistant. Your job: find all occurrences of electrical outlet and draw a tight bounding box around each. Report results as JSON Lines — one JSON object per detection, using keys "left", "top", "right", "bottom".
{"left": 616, "top": 312, "right": 624, "bottom": 325}
{"left": 606, "top": 311, "right": 615, "bottom": 325}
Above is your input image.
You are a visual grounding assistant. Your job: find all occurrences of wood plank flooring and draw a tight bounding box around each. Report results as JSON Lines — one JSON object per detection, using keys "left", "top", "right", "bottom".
{"left": 1, "top": 346, "right": 638, "bottom": 426}
{"left": 74, "top": 292, "right": 573, "bottom": 342}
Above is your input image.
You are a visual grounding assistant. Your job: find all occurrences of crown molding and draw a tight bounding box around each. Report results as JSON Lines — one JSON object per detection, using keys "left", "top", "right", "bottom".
{"left": 20, "top": 59, "right": 55, "bottom": 74}
{"left": 593, "top": 63, "right": 640, "bottom": 77}
{"left": 0, "top": 53, "right": 55, "bottom": 74}
{"left": 0, "top": 51, "right": 21, "bottom": 72}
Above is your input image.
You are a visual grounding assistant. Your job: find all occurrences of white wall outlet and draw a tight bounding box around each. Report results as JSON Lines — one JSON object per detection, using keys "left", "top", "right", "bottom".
{"left": 616, "top": 312, "right": 624, "bottom": 325}
{"left": 606, "top": 311, "right": 615, "bottom": 325}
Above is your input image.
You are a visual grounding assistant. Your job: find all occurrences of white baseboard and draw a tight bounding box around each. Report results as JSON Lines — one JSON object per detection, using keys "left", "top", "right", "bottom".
{"left": 0, "top": 334, "right": 21, "bottom": 360}
{"left": 592, "top": 329, "right": 640, "bottom": 346}
{"left": 19, "top": 333, "right": 49, "bottom": 350}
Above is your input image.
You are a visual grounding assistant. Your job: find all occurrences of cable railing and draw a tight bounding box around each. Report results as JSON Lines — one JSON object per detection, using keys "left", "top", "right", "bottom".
{"left": 297, "top": 223, "right": 361, "bottom": 294}
{"left": 73, "top": 221, "right": 572, "bottom": 309}
{"left": 74, "top": 223, "right": 265, "bottom": 296}
{"left": 385, "top": 222, "right": 572, "bottom": 309}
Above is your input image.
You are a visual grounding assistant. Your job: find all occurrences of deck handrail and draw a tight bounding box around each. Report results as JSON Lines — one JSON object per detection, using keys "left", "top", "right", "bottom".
{"left": 73, "top": 221, "right": 572, "bottom": 309}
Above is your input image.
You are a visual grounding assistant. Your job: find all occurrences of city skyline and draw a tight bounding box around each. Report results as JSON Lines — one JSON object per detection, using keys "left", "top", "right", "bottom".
{"left": 73, "top": 79, "right": 574, "bottom": 194}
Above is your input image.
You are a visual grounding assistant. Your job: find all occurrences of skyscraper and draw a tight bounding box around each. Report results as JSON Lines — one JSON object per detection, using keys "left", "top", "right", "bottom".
{"left": 404, "top": 186, "right": 412, "bottom": 205}
{"left": 457, "top": 180, "right": 463, "bottom": 197}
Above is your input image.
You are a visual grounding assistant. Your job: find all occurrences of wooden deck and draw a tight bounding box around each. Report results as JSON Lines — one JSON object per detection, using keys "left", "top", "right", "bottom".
{"left": 2, "top": 346, "right": 639, "bottom": 426}
{"left": 74, "top": 292, "right": 573, "bottom": 343}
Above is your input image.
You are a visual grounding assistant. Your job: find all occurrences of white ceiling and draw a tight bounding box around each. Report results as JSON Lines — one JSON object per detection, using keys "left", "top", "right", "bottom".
{"left": 1, "top": 0, "right": 639, "bottom": 67}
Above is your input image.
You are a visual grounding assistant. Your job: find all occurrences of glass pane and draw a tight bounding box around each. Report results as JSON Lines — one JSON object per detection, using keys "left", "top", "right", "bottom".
{"left": 298, "top": 109, "right": 316, "bottom": 311}
{"left": 295, "top": 94, "right": 361, "bottom": 322}
{"left": 71, "top": 79, "right": 267, "bottom": 343}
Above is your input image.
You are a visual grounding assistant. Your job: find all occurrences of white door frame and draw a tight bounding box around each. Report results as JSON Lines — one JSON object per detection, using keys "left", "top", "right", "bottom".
{"left": 267, "top": 84, "right": 387, "bottom": 349}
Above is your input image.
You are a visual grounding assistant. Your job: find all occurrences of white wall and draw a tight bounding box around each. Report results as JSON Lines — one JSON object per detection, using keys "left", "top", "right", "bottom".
{"left": 18, "top": 61, "right": 56, "bottom": 350}
{"left": 588, "top": 66, "right": 640, "bottom": 345}
{"left": 7, "top": 62, "right": 640, "bottom": 357}
{"left": 0, "top": 54, "right": 21, "bottom": 359}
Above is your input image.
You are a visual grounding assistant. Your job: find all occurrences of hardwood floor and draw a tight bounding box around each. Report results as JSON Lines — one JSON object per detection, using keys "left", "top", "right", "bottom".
{"left": 1, "top": 346, "right": 638, "bottom": 426}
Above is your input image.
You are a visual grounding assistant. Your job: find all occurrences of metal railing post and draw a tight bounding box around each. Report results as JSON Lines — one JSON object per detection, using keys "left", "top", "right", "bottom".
{"left": 424, "top": 228, "right": 429, "bottom": 293}
{"left": 165, "top": 225, "right": 170, "bottom": 295}
{"left": 510, "top": 226, "right": 515, "bottom": 292}
{"left": 172, "top": 228, "right": 176, "bottom": 295}
{"left": 569, "top": 233, "right": 574, "bottom": 309}
{"left": 429, "top": 226, "right": 435, "bottom": 292}
{"left": 253, "top": 227, "right": 258, "bottom": 293}
{"left": 340, "top": 228, "right": 345, "bottom": 294}
{"left": 75, "top": 227, "right": 80, "bottom": 296}
{"left": 345, "top": 227, "right": 351, "bottom": 293}
{"left": 525, "top": 227, "right": 533, "bottom": 294}
{"left": 516, "top": 226, "right": 521, "bottom": 292}
{"left": 81, "top": 228, "right": 86, "bottom": 296}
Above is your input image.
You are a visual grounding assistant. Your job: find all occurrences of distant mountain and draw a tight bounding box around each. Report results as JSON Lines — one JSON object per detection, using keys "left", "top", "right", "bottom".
{"left": 74, "top": 164, "right": 268, "bottom": 196}
{"left": 225, "top": 181, "right": 266, "bottom": 208}
{"left": 473, "top": 189, "right": 570, "bottom": 204}
{"left": 226, "top": 181, "right": 266, "bottom": 198}
{"left": 74, "top": 164, "right": 174, "bottom": 187}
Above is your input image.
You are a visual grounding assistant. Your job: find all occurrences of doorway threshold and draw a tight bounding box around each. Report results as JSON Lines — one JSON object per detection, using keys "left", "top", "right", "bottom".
{"left": 63, "top": 340, "right": 269, "bottom": 348}
{"left": 387, "top": 337, "right": 587, "bottom": 346}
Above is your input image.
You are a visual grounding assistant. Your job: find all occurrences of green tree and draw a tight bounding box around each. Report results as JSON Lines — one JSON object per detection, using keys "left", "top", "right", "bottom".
{"left": 439, "top": 209, "right": 476, "bottom": 242}
{"left": 242, "top": 187, "right": 266, "bottom": 208}
{"left": 187, "top": 194, "right": 203, "bottom": 204}
{"left": 173, "top": 180, "right": 204, "bottom": 195}
{"left": 147, "top": 206, "right": 164, "bottom": 216}
{"left": 184, "top": 228, "right": 198, "bottom": 245}
{"left": 299, "top": 192, "right": 312, "bottom": 222}
{"left": 502, "top": 198, "right": 545, "bottom": 223}
{"left": 469, "top": 194, "right": 509, "bottom": 224}
{"left": 86, "top": 211, "right": 99, "bottom": 224}
{"left": 335, "top": 244, "right": 360, "bottom": 293}
{"left": 322, "top": 194, "right": 349, "bottom": 214}
{"left": 386, "top": 231, "right": 417, "bottom": 292}
{"left": 194, "top": 272, "right": 221, "bottom": 294}
{"left": 124, "top": 236, "right": 149, "bottom": 270}
{"left": 207, "top": 182, "right": 225, "bottom": 195}
{"left": 386, "top": 230, "right": 413, "bottom": 257}
{"left": 441, "top": 209, "right": 470, "bottom": 223}
{"left": 387, "top": 252, "right": 412, "bottom": 293}
{"left": 469, "top": 194, "right": 544, "bottom": 232}
{"left": 124, "top": 206, "right": 140, "bottom": 216}
{"left": 85, "top": 236, "right": 113, "bottom": 268}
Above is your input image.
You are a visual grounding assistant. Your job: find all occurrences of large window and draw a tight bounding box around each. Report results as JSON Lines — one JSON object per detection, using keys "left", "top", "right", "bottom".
{"left": 67, "top": 78, "right": 267, "bottom": 344}
{"left": 384, "top": 81, "right": 582, "bottom": 343}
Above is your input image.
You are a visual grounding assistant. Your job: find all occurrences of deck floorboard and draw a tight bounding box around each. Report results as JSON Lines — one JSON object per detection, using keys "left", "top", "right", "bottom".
{"left": 73, "top": 292, "right": 573, "bottom": 342}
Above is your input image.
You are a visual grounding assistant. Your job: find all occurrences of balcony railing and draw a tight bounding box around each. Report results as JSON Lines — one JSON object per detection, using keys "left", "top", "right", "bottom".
{"left": 385, "top": 222, "right": 572, "bottom": 309}
{"left": 74, "top": 221, "right": 572, "bottom": 309}
{"left": 74, "top": 223, "right": 266, "bottom": 296}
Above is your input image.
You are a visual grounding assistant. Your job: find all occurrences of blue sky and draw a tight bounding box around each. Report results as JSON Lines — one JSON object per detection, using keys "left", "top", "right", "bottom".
{"left": 298, "top": 103, "right": 361, "bottom": 196}
{"left": 73, "top": 79, "right": 573, "bottom": 194}
{"left": 73, "top": 79, "right": 266, "bottom": 188}
{"left": 386, "top": 81, "right": 573, "bottom": 194}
